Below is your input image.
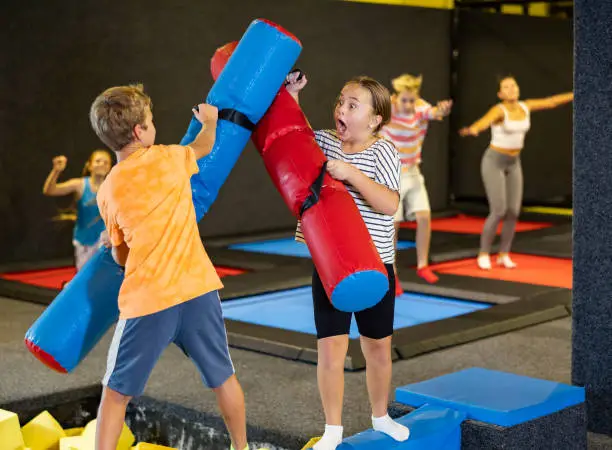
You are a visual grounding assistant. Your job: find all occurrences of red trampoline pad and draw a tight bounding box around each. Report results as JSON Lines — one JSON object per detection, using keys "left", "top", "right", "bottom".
{"left": 430, "top": 254, "right": 572, "bottom": 289}
{"left": 1, "top": 265, "right": 245, "bottom": 290}
{"left": 400, "top": 214, "right": 551, "bottom": 235}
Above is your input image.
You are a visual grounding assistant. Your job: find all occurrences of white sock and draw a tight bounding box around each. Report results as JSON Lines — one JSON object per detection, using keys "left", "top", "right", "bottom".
{"left": 313, "top": 424, "right": 343, "bottom": 450}
{"left": 497, "top": 254, "right": 517, "bottom": 268}
{"left": 477, "top": 254, "right": 492, "bottom": 270}
{"left": 372, "top": 414, "right": 410, "bottom": 442}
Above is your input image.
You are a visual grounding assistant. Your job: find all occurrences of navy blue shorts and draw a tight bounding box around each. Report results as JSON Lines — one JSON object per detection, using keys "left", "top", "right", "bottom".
{"left": 103, "top": 290, "right": 234, "bottom": 397}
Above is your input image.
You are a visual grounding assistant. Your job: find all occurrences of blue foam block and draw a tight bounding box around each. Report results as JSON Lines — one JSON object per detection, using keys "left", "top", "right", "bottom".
{"left": 229, "top": 237, "right": 415, "bottom": 258}
{"left": 395, "top": 368, "right": 586, "bottom": 427}
{"left": 337, "top": 404, "right": 465, "bottom": 450}
{"left": 222, "top": 287, "right": 490, "bottom": 339}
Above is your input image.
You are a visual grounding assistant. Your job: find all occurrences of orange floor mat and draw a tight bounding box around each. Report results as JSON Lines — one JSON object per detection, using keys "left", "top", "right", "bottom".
{"left": 430, "top": 254, "right": 572, "bottom": 289}
{"left": 1, "top": 265, "right": 245, "bottom": 290}
{"left": 401, "top": 214, "right": 551, "bottom": 235}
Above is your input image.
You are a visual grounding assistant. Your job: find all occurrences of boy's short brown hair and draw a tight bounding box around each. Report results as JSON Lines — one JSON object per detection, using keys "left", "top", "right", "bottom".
{"left": 90, "top": 84, "right": 152, "bottom": 152}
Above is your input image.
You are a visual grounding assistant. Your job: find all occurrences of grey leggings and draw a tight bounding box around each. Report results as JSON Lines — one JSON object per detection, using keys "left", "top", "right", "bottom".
{"left": 480, "top": 148, "right": 523, "bottom": 254}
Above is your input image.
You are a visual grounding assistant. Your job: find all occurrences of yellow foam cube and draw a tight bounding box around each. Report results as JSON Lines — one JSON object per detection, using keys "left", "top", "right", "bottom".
{"left": 529, "top": 2, "right": 549, "bottom": 16}
{"left": 344, "top": 0, "right": 453, "bottom": 9}
{"left": 59, "top": 438, "right": 82, "bottom": 450}
{"left": 80, "top": 419, "right": 134, "bottom": 450}
{"left": 132, "top": 444, "right": 178, "bottom": 450}
{"left": 0, "top": 408, "right": 25, "bottom": 450}
{"left": 21, "top": 411, "right": 66, "bottom": 450}
{"left": 63, "top": 428, "right": 84, "bottom": 437}
{"left": 502, "top": 4, "right": 523, "bottom": 14}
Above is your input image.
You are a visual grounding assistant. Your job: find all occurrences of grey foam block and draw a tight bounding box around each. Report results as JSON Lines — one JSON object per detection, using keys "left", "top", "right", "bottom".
{"left": 460, "top": 404, "right": 586, "bottom": 450}
{"left": 389, "top": 402, "right": 586, "bottom": 450}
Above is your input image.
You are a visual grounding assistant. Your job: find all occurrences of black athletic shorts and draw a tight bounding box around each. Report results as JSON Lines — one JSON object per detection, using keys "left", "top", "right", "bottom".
{"left": 312, "top": 264, "right": 395, "bottom": 340}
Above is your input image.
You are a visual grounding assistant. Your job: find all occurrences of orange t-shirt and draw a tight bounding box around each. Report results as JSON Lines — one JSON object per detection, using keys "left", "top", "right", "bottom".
{"left": 97, "top": 144, "right": 223, "bottom": 319}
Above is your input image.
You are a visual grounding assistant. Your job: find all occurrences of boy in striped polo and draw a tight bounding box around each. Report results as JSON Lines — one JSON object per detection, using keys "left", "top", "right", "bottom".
{"left": 380, "top": 74, "right": 452, "bottom": 286}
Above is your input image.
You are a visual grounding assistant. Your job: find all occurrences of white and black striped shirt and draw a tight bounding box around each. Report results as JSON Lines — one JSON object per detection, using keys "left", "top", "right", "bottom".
{"left": 296, "top": 129, "right": 401, "bottom": 264}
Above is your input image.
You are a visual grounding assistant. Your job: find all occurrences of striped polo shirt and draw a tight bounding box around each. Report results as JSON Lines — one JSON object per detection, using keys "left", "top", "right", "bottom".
{"left": 296, "top": 129, "right": 401, "bottom": 264}
{"left": 379, "top": 100, "right": 436, "bottom": 170}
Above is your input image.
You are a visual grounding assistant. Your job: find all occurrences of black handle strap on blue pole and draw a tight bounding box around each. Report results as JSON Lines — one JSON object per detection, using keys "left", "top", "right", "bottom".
{"left": 193, "top": 105, "right": 255, "bottom": 131}
{"left": 218, "top": 108, "right": 256, "bottom": 131}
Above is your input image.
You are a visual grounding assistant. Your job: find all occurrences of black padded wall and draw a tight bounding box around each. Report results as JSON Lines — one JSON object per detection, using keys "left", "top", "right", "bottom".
{"left": 451, "top": 11, "right": 573, "bottom": 205}
{"left": 0, "top": 0, "right": 451, "bottom": 264}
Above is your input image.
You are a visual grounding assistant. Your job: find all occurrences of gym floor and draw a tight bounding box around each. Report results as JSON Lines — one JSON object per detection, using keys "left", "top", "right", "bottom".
{"left": 2, "top": 212, "right": 609, "bottom": 448}
{"left": 2, "top": 296, "right": 609, "bottom": 448}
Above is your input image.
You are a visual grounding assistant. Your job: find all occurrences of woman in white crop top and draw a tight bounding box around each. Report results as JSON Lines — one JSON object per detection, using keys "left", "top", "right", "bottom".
{"left": 459, "top": 76, "right": 573, "bottom": 270}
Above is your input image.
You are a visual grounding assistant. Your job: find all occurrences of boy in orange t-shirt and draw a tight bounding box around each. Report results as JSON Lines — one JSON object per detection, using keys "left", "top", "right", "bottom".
{"left": 90, "top": 84, "right": 248, "bottom": 450}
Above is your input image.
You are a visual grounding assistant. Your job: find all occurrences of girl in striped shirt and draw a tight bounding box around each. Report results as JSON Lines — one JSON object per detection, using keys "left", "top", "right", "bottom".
{"left": 380, "top": 74, "right": 452, "bottom": 285}
{"left": 287, "top": 73, "right": 408, "bottom": 450}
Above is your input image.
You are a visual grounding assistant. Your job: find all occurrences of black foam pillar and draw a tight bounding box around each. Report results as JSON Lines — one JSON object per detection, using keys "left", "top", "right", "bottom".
{"left": 572, "top": 0, "right": 612, "bottom": 435}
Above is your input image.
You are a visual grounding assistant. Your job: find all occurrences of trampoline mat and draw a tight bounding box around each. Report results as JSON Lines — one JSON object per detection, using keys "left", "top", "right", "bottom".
{"left": 400, "top": 214, "right": 552, "bottom": 235}
{"left": 229, "top": 237, "right": 415, "bottom": 258}
{"left": 0, "top": 265, "right": 245, "bottom": 290}
{"left": 430, "top": 254, "right": 572, "bottom": 289}
{"left": 222, "top": 287, "right": 490, "bottom": 339}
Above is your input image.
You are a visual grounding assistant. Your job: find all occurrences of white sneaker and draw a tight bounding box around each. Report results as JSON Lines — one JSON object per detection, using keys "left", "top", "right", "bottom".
{"left": 477, "top": 254, "right": 492, "bottom": 270}
{"left": 497, "top": 254, "right": 517, "bottom": 269}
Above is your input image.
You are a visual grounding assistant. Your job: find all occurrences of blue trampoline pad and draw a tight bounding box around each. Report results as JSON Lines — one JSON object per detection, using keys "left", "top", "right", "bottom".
{"left": 229, "top": 237, "right": 415, "bottom": 258}
{"left": 222, "top": 287, "right": 490, "bottom": 339}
